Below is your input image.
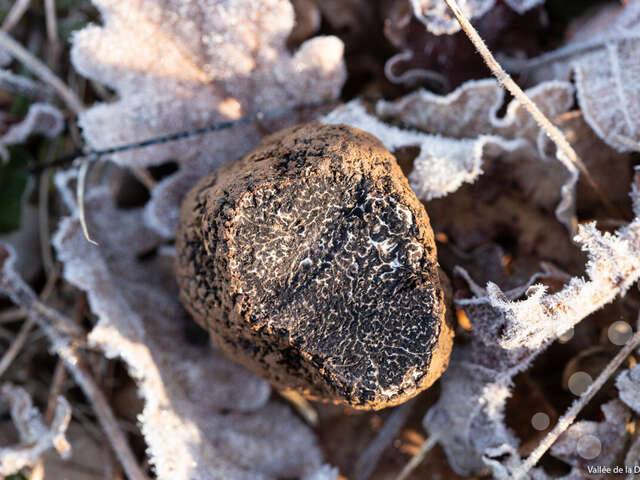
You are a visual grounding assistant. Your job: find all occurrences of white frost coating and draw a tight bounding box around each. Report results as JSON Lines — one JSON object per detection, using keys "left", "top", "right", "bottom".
{"left": 71, "top": 0, "right": 346, "bottom": 237}
{"left": 617, "top": 365, "right": 640, "bottom": 414}
{"left": 410, "top": 0, "right": 544, "bottom": 35}
{"left": 0, "top": 103, "right": 64, "bottom": 162}
{"left": 0, "top": 384, "right": 71, "bottom": 476}
{"left": 52, "top": 176, "right": 326, "bottom": 480}
{"left": 513, "top": 0, "right": 640, "bottom": 152}
{"left": 423, "top": 182, "right": 640, "bottom": 476}
{"left": 323, "top": 80, "right": 577, "bottom": 227}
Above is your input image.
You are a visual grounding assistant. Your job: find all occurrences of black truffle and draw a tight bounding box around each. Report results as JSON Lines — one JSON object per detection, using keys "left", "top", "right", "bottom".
{"left": 176, "top": 122, "right": 453, "bottom": 410}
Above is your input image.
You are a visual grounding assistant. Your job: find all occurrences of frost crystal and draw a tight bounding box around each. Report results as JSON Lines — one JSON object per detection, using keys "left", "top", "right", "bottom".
{"left": 617, "top": 365, "right": 640, "bottom": 415}
{"left": 322, "top": 79, "right": 577, "bottom": 227}
{"left": 71, "top": 0, "right": 346, "bottom": 236}
{"left": 514, "top": 0, "right": 640, "bottom": 152}
{"left": 0, "top": 384, "right": 71, "bottom": 476}
{"left": 423, "top": 183, "right": 640, "bottom": 475}
{"left": 410, "top": 0, "right": 544, "bottom": 35}
{"left": 52, "top": 174, "right": 326, "bottom": 479}
{"left": 0, "top": 103, "right": 64, "bottom": 162}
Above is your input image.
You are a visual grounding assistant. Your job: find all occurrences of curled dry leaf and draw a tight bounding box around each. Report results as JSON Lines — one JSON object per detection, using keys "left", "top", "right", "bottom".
{"left": 421, "top": 182, "right": 640, "bottom": 476}
{"left": 52, "top": 172, "right": 326, "bottom": 479}
{"left": 410, "top": 0, "right": 544, "bottom": 35}
{"left": 512, "top": 0, "right": 640, "bottom": 152}
{"left": 0, "top": 383, "right": 71, "bottom": 476}
{"left": 71, "top": 0, "right": 346, "bottom": 237}
{"left": 323, "top": 79, "right": 577, "bottom": 227}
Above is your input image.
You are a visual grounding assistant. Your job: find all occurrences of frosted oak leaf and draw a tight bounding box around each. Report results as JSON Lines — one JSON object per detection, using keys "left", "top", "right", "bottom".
{"left": 71, "top": 0, "right": 346, "bottom": 236}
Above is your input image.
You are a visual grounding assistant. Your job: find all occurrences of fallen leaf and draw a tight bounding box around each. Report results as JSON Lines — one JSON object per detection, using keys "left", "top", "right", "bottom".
{"left": 71, "top": 0, "right": 346, "bottom": 237}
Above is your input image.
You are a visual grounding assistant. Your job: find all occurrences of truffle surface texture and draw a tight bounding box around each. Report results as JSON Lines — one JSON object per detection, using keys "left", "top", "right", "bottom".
{"left": 176, "top": 122, "right": 453, "bottom": 410}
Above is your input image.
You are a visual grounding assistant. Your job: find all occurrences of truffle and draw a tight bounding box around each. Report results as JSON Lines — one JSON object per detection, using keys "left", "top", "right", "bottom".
{"left": 176, "top": 122, "right": 453, "bottom": 410}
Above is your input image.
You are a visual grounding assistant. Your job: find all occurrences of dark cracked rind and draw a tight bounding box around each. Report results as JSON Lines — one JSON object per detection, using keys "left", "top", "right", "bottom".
{"left": 176, "top": 122, "right": 453, "bottom": 410}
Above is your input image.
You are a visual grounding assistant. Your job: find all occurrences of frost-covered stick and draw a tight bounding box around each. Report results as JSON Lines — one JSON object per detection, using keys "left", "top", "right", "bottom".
{"left": 0, "top": 30, "right": 84, "bottom": 114}
{"left": 1, "top": 0, "right": 31, "bottom": 32}
{"left": 513, "top": 325, "right": 640, "bottom": 479}
{"left": 394, "top": 433, "right": 439, "bottom": 480}
{"left": 0, "top": 245, "right": 149, "bottom": 480}
{"left": 442, "top": 0, "right": 615, "bottom": 218}
{"left": 351, "top": 398, "right": 416, "bottom": 480}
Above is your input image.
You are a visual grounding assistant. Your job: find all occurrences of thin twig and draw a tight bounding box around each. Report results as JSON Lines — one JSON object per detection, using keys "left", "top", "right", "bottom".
{"left": 394, "top": 433, "right": 440, "bottom": 480}
{"left": 512, "top": 324, "right": 640, "bottom": 479}
{"left": 0, "top": 30, "right": 84, "bottom": 114}
{"left": 1, "top": 0, "right": 31, "bottom": 32}
{"left": 0, "top": 317, "right": 35, "bottom": 379}
{"left": 351, "top": 398, "right": 417, "bottom": 480}
{"left": 0, "top": 246, "right": 149, "bottom": 480}
{"left": 443, "top": 0, "right": 620, "bottom": 220}
{"left": 0, "top": 307, "right": 26, "bottom": 323}
{"left": 132, "top": 166, "right": 157, "bottom": 191}
{"left": 45, "top": 358, "right": 67, "bottom": 423}
{"left": 0, "top": 263, "right": 60, "bottom": 379}
{"left": 44, "top": 0, "right": 59, "bottom": 47}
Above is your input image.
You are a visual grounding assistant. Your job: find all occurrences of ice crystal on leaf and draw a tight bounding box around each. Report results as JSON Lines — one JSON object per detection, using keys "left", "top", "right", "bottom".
{"left": 71, "top": 0, "right": 345, "bottom": 236}
{"left": 0, "top": 383, "right": 71, "bottom": 476}
{"left": 410, "top": 0, "right": 544, "bottom": 35}
{"left": 0, "top": 103, "right": 63, "bottom": 162}
{"left": 513, "top": 0, "right": 640, "bottom": 152}
{"left": 421, "top": 183, "right": 640, "bottom": 476}
{"left": 550, "top": 400, "right": 629, "bottom": 477}
{"left": 617, "top": 364, "right": 640, "bottom": 415}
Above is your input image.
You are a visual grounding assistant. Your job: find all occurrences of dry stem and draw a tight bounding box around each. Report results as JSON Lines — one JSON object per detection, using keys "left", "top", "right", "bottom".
{"left": 443, "top": 0, "right": 619, "bottom": 220}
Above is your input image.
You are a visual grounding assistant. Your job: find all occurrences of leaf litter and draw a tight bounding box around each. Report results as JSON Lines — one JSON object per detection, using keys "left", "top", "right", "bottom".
{"left": 1, "top": 0, "right": 640, "bottom": 479}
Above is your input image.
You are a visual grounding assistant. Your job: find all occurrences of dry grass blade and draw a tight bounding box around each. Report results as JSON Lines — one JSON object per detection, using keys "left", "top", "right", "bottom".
{"left": 443, "top": 0, "right": 621, "bottom": 222}
{"left": 0, "top": 30, "right": 84, "bottom": 114}
{"left": 1, "top": 0, "right": 31, "bottom": 32}
{"left": 512, "top": 320, "right": 640, "bottom": 479}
